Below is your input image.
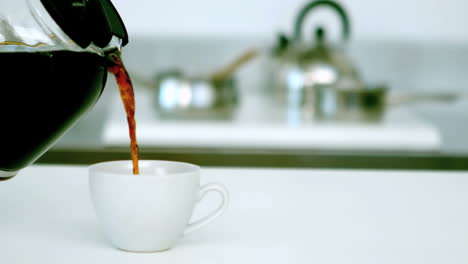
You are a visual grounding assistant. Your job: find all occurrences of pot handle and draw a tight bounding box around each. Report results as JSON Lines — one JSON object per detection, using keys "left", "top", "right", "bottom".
{"left": 293, "top": 0, "right": 351, "bottom": 43}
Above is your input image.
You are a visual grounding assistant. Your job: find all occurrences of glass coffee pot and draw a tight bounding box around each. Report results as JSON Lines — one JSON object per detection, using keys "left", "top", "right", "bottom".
{"left": 0, "top": 0, "right": 128, "bottom": 179}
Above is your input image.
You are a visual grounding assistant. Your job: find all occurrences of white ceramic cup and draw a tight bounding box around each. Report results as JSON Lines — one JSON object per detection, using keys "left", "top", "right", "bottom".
{"left": 89, "top": 160, "right": 229, "bottom": 252}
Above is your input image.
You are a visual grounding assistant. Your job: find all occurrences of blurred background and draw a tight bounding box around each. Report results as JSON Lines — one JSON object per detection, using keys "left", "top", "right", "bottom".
{"left": 41, "top": 0, "right": 468, "bottom": 170}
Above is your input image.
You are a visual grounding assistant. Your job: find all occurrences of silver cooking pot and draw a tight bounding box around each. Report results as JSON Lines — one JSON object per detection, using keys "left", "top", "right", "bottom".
{"left": 134, "top": 49, "right": 257, "bottom": 119}
{"left": 153, "top": 70, "right": 238, "bottom": 119}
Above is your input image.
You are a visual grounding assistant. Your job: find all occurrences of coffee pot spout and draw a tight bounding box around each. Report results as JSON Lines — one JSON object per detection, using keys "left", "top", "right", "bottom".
{"left": 0, "top": 170, "right": 18, "bottom": 181}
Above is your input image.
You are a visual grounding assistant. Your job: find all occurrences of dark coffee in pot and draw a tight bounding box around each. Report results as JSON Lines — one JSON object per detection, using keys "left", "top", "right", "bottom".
{"left": 0, "top": 50, "right": 107, "bottom": 172}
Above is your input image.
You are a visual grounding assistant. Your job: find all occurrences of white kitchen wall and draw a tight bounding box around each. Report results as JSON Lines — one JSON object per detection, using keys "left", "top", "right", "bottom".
{"left": 1, "top": 0, "right": 464, "bottom": 42}
{"left": 112, "top": 0, "right": 468, "bottom": 43}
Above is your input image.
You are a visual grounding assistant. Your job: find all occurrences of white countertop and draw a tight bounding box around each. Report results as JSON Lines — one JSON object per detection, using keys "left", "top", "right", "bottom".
{"left": 1, "top": 165, "right": 468, "bottom": 263}
{"left": 103, "top": 91, "right": 441, "bottom": 152}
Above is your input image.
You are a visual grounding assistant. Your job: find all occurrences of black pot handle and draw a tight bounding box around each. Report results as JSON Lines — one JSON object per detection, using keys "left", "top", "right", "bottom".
{"left": 293, "top": 0, "right": 351, "bottom": 43}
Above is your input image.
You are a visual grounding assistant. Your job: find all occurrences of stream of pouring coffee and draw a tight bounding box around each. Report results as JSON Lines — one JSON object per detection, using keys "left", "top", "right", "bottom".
{"left": 106, "top": 50, "right": 140, "bottom": 175}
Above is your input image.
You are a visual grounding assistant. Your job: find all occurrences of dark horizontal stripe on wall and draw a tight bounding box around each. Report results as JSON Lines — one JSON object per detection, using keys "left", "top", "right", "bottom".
{"left": 36, "top": 147, "right": 468, "bottom": 171}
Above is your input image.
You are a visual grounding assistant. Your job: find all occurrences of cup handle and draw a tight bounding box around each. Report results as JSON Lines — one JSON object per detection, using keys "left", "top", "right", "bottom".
{"left": 184, "top": 183, "right": 229, "bottom": 235}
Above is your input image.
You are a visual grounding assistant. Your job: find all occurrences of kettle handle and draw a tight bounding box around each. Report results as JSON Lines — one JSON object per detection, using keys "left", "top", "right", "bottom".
{"left": 293, "top": 0, "right": 351, "bottom": 43}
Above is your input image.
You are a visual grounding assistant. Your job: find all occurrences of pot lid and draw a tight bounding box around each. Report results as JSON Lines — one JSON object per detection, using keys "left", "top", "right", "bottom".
{"left": 41, "top": 0, "right": 128, "bottom": 49}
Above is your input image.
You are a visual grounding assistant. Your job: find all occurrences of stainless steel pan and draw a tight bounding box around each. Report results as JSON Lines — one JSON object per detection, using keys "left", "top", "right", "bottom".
{"left": 309, "top": 84, "right": 464, "bottom": 122}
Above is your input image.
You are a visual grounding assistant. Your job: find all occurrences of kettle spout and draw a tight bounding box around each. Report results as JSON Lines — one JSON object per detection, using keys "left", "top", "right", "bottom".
{"left": 0, "top": 170, "right": 18, "bottom": 181}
